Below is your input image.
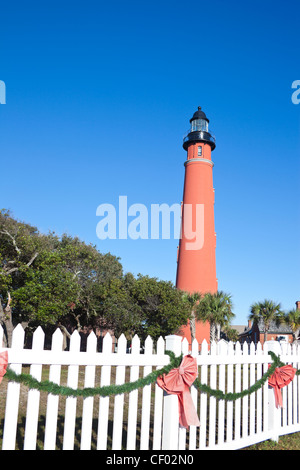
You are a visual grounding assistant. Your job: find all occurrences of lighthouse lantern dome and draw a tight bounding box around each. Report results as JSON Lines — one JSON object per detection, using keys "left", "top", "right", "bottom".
{"left": 183, "top": 106, "right": 216, "bottom": 151}
{"left": 190, "top": 106, "right": 209, "bottom": 131}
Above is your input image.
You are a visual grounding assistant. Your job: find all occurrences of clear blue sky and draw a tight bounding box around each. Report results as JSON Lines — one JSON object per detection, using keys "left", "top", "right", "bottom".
{"left": 1, "top": 0, "right": 299, "bottom": 325}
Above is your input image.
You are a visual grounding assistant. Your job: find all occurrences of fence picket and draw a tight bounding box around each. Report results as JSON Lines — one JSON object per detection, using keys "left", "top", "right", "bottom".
{"left": 199, "top": 339, "right": 208, "bottom": 449}
{"left": 152, "top": 336, "right": 165, "bottom": 450}
{"left": 249, "top": 342, "right": 256, "bottom": 436}
{"left": 292, "top": 344, "right": 298, "bottom": 426}
{"left": 112, "top": 334, "right": 127, "bottom": 450}
{"left": 97, "top": 332, "right": 112, "bottom": 450}
{"left": 208, "top": 341, "right": 217, "bottom": 447}
{"left": 2, "top": 324, "right": 25, "bottom": 450}
{"left": 126, "top": 334, "right": 140, "bottom": 450}
{"left": 63, "top": 330, "right": 81, "bottom": 450}
{"left": 140, "top": 336, "right": 153, "bottom": 450}
{"left": 217, "top": 340, "right": 227, "bottom": 446}
{"left": 256, "top": 342, "right": 263, "bottom": 434}
{"left": 234, "top": 341, "right": 242, "bottom": 440}
{"left": 280, "top": 342, "right": 287, "bottom": 427}
{"left": 287, "top": 343, "right": 293, "bottom": 427}
{"left": 226, "top": 341, "right": 234, "bottom": 443}
{"left": 242, "top": 342, "right": 249, "bottom": 439}
{"left": 80, "top": 331, "right": 97, "bottom": 450}
{"left": 263, "top": 341, "right": 269, "bottom": 434}
{"left": 24, "top": 326, "right": 45, "bottom": 450}
{"left": 44, "top": 328, "right": 64, "bottom": 450}
{"left": 189, "top": 338, "right": 199, "bottom": 450}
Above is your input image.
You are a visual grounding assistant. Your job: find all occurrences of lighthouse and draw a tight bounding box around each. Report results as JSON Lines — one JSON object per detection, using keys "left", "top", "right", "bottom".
{"left": 176, "top": 106, "right": 218, "bottom": 344}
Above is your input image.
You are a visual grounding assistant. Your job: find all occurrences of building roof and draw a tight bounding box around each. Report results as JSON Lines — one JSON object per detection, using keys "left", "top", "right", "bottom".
{"left": 255, "top": 319, "right": 292, "bottom": 334}
{"left": 231, "top": 325, "right": 248, "bottom": 334}
{"left": 237, "top": 320, "right": 293, "bottom": 339}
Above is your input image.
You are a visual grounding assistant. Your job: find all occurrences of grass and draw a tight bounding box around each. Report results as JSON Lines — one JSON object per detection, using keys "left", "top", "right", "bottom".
{"left": 245, "top": 432, "right": 300, "bottom": 450}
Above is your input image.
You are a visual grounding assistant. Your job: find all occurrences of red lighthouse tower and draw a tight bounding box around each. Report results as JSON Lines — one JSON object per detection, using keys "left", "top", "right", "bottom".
{"left": 176, "top": 107, "right": 218, "bottom": 344}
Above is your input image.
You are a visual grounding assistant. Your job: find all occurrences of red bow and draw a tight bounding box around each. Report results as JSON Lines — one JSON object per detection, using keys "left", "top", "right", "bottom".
{"left": 0, "top": 351, "right": 8, "bottom": 384}
{"left": 157, "top": 355, "right": 200, "bottom": 428}
{"left": 268, "top": 364, "right": 296, "bottom": 408}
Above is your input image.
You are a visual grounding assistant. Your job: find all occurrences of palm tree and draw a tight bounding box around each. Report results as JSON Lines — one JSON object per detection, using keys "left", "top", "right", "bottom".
{"left": 284, "top": 308, "right": 300, "bottom": 343}
{"left": 182, "top": 292, "right": 202, "bottom": 343}
{"left": 223, "top": 326, "right": 239, "bottom": 342}
{"left": 249, "top": 299, "right": 283, "bottom": 343}
{"left": 196, "top": 291, "right": 234, "bottom": 343}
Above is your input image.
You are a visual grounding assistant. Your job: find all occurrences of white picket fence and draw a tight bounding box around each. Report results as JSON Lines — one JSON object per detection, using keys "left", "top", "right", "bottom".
{"left": 1, "top": 324, "right": 300, "bottom": 450}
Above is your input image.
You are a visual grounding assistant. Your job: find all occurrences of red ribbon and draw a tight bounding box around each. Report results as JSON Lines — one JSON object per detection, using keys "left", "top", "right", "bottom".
{"left": 268, "top": 364, "right": 296, "bottom": 408}
{"left": 0, "top": 351, "right": 8, "bottom": 384}
{"left": 156, "top": 354, "right": 200, "bottom": 428}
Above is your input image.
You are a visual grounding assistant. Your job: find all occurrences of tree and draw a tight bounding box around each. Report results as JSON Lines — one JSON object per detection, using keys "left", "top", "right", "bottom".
{"left": 0, "top": 209, "right": 123, "bottom": 345}
{"left": 12, "top": 237, "right": 123, "bottom": 343}
{"left": 97, "top": 275, "right": 142, "bottom": 340}
{"left": 0, "top": 210, "right": 190, "bottom": 344}
{"left": 196, "top": 291, "right": 234, "bottom": 342}
{"left": 284, "top": 308, "right": 300, "bottom": 343}
{"left": 222, "top": 326, "right": 239, "bottom": 342}
{"left": 96, "top": 274, "right": 191, "bottom": 341}
{"left": 249, "top": 299, "right": 283, "bottom": 343}
{"left": 52, "top": 235, "right": 123, "bottom": 332}
{"left": 181, "top": 292, "right": 202, "bottom": 343}
{"left": 12, "top": 254, "right": 79, "bottom": 324}
{"left": 0, "top": 209, "right": 48, "bottom": 345}
{"left": 130, "top": 275, "right": 190, "bottom": 341}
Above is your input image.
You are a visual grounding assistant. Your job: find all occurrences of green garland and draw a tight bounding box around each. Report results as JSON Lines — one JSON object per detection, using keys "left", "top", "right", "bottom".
{"left": 4, "top": 351, "right": 182, "bottom": 398}
{"left": 3, "top": 350, "right": 300, "bottom": 401}
{"left": 193, "top": 351, "right": 299, "bottom": 401}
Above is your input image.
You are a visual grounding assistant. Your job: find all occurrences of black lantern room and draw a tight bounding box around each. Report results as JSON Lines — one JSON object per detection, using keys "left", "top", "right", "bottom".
{"left": 183, "top": 106, "right": 216, "bottom": 151}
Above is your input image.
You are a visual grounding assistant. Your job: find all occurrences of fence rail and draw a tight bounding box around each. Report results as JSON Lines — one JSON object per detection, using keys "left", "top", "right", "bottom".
{"left": 1, "top": 324, "right": 300, "bottom": 450}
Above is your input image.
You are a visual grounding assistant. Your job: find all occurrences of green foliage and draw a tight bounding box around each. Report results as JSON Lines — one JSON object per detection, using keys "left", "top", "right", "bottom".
{"left": 222, "top": 326, "right": 239, "bottom": 342}
{"left": 98, "top": 276, "right": 142, "bottom": 338}
{"left": 196, "top": 291, "right": 234, "bottom": 341}
{"left": 98, "top": 274, "right": 190, "bottom": 340}
{"left": 181, "top": 292, "right": 202, "bottom": 342}
{"left": 0, "top": 210, "right": 190, "bottom": 339}
{"left": 196, "top": 291, "right": 234, "bottom": 324}
{"left": 249, "top": 299, "right": 283, "bottom": 341}
{"left": 130, "top": 275, "right": 190, "bottom": 340}
{"left": 13, "top": 264, "right": 79, "bottom": 324}
{"left": 0, "top": 210, "right": 123, "bottom": 330}
{"left": 284, "top": 308, "right": 300, "bottom": 339}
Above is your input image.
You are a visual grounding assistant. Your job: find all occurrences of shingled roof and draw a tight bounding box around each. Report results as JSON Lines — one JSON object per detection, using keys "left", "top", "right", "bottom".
{"left": 255, "top": 318, "right": 292, "bottom": 334}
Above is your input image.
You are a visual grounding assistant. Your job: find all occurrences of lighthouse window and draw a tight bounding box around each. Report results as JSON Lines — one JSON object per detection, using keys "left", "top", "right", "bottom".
{"left": 198, "top": 147, "right": 202, "bottom": 157}
{"left": 191, "top": 119, "right": 208, "bottom": 132}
